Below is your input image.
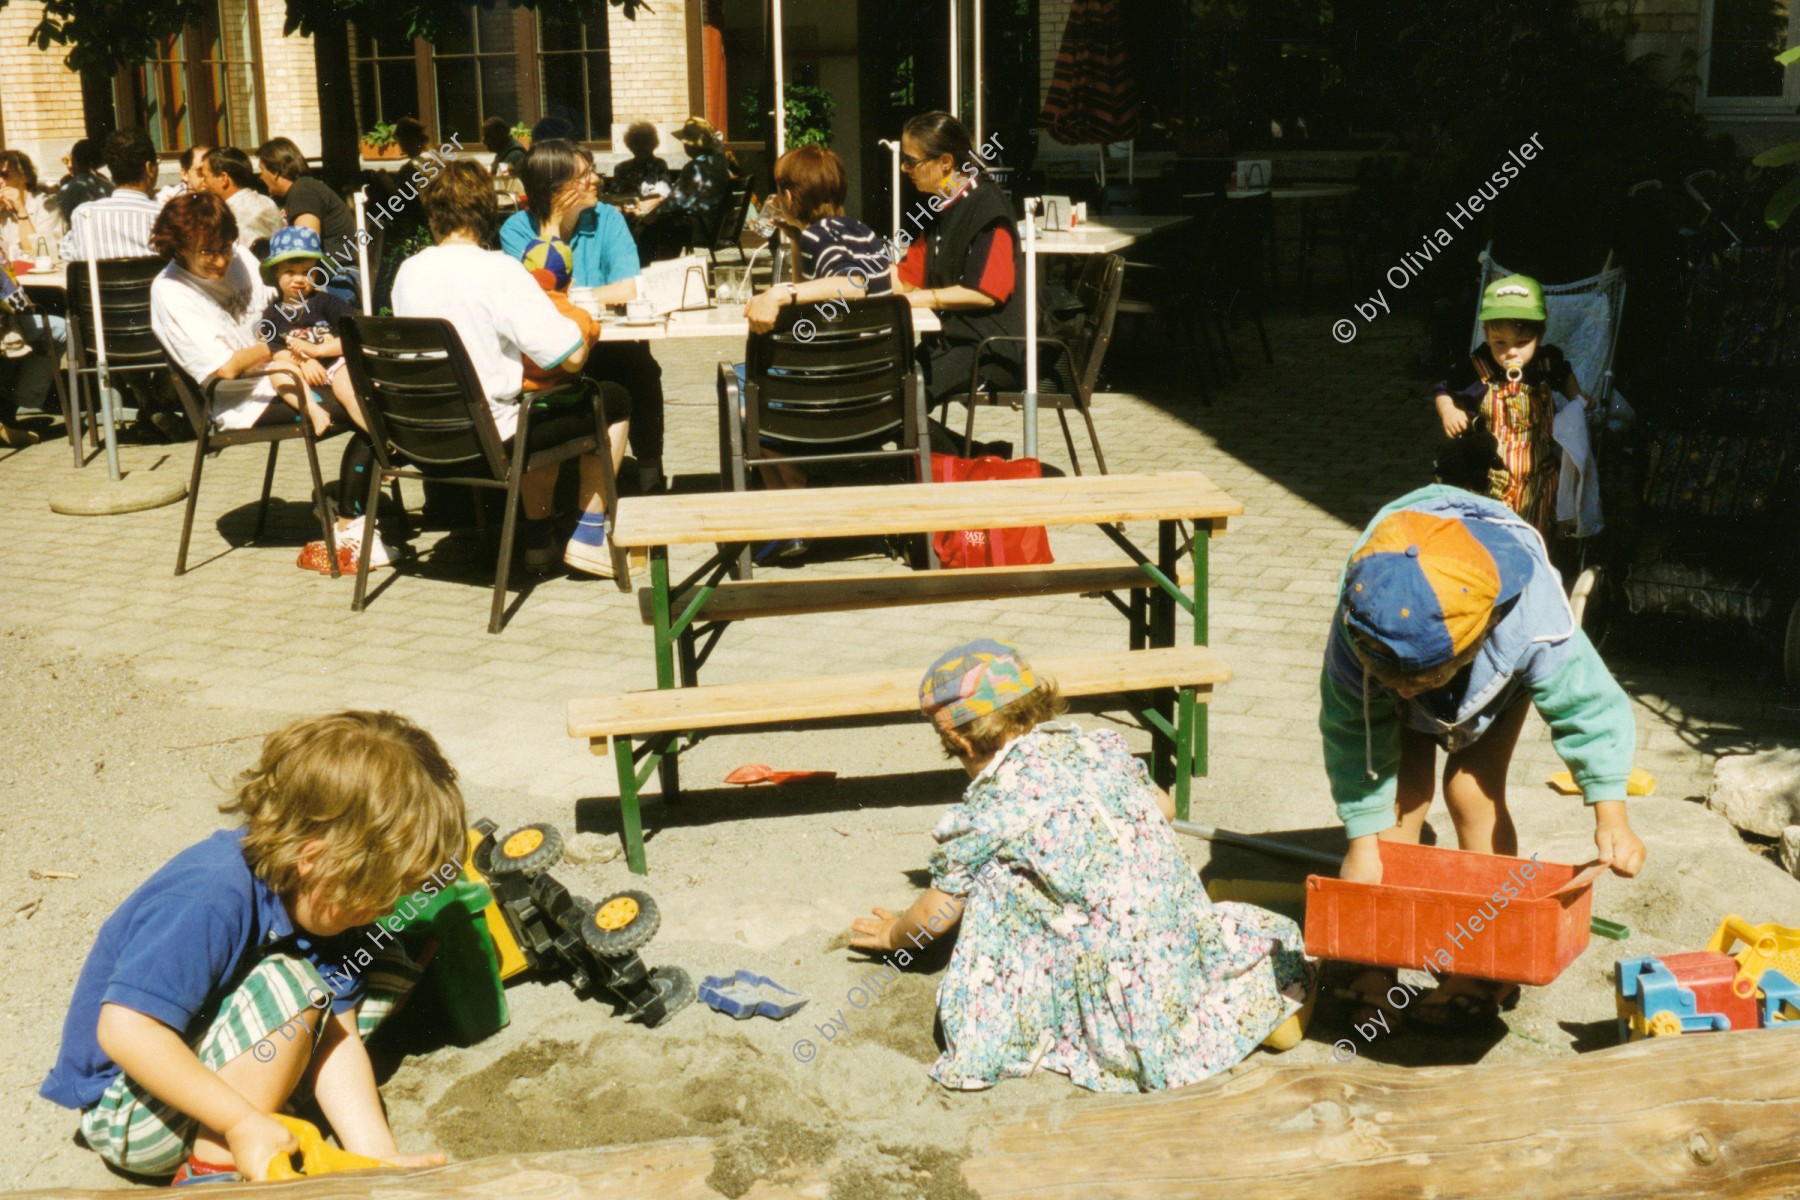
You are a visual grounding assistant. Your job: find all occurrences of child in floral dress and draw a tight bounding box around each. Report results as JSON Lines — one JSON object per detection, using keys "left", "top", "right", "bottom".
{"left": 1432, "top": 274, "right": 1593, "bottom": 539}
{"left": 849, "top": 639, "right": 1314, "bottom": 1094}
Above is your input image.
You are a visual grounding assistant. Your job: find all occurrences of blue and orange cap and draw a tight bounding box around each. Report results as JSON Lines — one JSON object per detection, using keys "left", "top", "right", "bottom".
{"left": 918, "top": 638, "right": 1038, "bottom": 729}
{"left": 1341, "top": 510, "right": 1532, "bottom": 673}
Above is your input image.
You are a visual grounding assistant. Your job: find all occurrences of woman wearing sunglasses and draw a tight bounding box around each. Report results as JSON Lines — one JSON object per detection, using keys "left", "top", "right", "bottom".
{"left": 890, "top": 111, "right": 1023, "bottom": 413}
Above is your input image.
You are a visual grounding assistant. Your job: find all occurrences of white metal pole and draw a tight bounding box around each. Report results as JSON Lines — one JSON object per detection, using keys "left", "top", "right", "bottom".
{"left": 879, "top": 138, "right": 903, "bottom": 237}
{"left": 80, "top": 207, "right": 121, "bottom": 481}
{"left": 353, "top": 191, "right": 373, "bottom": 316}
{"left": 973, "top": 0, "right": 984, "bottom": 146}
{"left": 1021, "top": 197, "right": 1039, "bottom": 460}
{"left": 949, "top": 0, "right": 960, "bottom": 119}
{"left": 772, "top": 0, "right": 787, "bottom": 153}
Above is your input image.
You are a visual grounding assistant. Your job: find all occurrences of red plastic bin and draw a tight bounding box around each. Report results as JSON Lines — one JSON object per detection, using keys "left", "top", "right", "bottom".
{"left": 1304, "top": 841, "right": 1598, "bottom": 986}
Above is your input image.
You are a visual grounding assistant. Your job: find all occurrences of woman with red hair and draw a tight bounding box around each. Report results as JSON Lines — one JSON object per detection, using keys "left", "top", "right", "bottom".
{"left": 149, "top": 192, "right": 386, "bottom": 572}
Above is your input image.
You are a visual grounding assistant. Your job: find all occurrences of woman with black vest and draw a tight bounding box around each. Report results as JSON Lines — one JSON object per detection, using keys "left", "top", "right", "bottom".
{"left": 891, "top": 111, "right": 1024, "bottom": 412}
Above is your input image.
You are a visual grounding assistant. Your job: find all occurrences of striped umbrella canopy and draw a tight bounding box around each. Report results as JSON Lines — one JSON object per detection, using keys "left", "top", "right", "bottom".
{"left": 1038, "top": 0, "right": 1142, "bottom": 146}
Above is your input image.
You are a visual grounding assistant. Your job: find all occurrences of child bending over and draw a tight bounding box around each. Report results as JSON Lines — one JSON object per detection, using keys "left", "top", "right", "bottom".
{"left": 1321, "top": 488, "right": 1646, "bottom": 1028}
{"left": 850, "top": 639, "right": 1314, "bottom": 1093}
{"left": 40, "top": 711, "right": 466, "bottom": 1182}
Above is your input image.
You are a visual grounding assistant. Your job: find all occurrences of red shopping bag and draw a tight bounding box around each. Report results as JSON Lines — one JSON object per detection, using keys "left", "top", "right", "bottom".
{"left": 926, "top": 452, "right": 1054, "bottom": 568}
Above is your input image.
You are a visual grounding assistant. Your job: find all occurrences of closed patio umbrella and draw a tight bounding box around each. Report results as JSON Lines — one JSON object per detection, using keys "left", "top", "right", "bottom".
{"left": 1038, "top": 0, "right": 1142, "bottom": 182}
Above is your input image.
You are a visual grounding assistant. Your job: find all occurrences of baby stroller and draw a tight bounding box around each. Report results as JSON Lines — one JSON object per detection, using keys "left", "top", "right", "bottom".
{"left": 1466, "top": 249, "right": 1629, "bottom": 619}
{"left": 1584, "top": 240, "right": 1800, "bottom": 686}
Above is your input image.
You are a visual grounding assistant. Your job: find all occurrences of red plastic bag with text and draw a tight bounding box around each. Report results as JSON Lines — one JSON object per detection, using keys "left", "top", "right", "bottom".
{"left": 925, "top": 453, "right": 1054, "bottom": 568}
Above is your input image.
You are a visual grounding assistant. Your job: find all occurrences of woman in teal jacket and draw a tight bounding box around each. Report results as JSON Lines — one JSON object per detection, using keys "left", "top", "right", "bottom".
{"left": 1320, "top": 485, "right": 1646, "bottom": 1023}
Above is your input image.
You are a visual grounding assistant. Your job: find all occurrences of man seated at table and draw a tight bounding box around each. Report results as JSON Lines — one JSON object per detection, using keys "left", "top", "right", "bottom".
{"left": 205, "top": 148, "right": 282, "bottom": 251}
{"left": 157, "top": 145, "right": 210, "bottom": 205}
{"left": 56, "top": 139, "right": 112, "bottom": 225}
{"left": 60, "top": 128, "right": 164, "bottom": 262}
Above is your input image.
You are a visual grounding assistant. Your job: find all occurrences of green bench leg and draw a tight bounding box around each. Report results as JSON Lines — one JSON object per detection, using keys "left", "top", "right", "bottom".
{"left": 612, "top": 736, "right": 648, "bottom": 875}
{"left": 1174, "top": 686, "right": 1195, "bottom": 821}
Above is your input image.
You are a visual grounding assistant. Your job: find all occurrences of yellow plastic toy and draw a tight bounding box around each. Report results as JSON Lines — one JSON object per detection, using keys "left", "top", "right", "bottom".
{"left": 264, "top": 1115, "right": 393, "bottom": 1180}
{"left": 1546, "top": 767, "right": 1656, "bottom": 797}
{"left": 1706, "top": 915, "right": 1800, "bottom": 1001}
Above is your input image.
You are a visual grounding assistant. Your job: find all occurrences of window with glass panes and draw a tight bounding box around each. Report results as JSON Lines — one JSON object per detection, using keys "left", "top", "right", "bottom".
{"left": 350, "top": 28, "right": 424, "bottom": 131}
{"left": 432, "top": 6, "right": 523, "bottom": 142}
{"left": 537, "top": 0, "right": 614, "bottom": 142}
{"left": 125, "top": 0, "right": 266, "bottom": 154}
{"left": 1699, "top": 0, "right": 1799, "bottom": 110}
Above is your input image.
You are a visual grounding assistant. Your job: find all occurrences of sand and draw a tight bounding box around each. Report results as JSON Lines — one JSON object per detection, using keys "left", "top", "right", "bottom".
{"left": 5, "top": 615, "right": 1800, "bottom": 1197}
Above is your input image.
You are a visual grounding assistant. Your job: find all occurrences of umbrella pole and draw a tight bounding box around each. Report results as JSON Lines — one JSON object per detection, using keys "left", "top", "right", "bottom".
{"left": 1022, "top": 198, "right": 1039, "bottom": 459}
{"left": 879, "top": 139, "right": 902, "bottom": 238}
{"left": 353, "top": 191, "right": 372, "bottom": 316}
{"left": 949, "top": 0, "right": 960, "bottom": 119}
{"left": 772, "top": 0, "right": 787, "bottom": 153}
{"left": 973, "top": 0, "right": 984, "bottom": 146}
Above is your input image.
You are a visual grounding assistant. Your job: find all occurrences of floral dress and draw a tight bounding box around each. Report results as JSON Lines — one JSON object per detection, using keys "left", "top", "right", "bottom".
{"left": 925, "top": 722, "right": 1313, "bottom": 1094}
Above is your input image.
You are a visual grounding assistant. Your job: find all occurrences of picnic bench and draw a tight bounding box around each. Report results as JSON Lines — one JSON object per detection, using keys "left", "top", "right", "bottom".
{"left": 568, "top": 471, "right": 1243, "bottom": 873}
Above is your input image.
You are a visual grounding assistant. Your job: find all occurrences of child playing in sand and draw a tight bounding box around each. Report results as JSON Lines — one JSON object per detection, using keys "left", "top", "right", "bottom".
{"left": 39, "top": 711, "right": 466, "bottom": 1183}
{"left": 1433, "top": 274, "right": 1593, "bottom": 539}
{"left": 849, "top": 639, "right": 1314, "bottom": 1094}
{"left": 1321, "top": 487, "right": 1646, "bottom": 1028}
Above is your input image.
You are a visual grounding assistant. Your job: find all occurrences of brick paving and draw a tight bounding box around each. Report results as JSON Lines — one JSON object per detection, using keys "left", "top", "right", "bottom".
{"left": 2, "top": 306, "right": 1796, "bottom": 855}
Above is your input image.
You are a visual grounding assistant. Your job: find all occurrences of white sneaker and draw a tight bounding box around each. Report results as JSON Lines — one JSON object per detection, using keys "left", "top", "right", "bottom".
{"left": 562, "top": 515, "right": 615, "bottom": 578}
{"left": 299, "top": 516, "right": 391, "bottom": 575}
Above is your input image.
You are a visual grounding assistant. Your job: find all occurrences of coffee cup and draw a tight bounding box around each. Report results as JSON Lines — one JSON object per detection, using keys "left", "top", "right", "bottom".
{"left": 625, "top": 298, "right": 654, "bottom": 321}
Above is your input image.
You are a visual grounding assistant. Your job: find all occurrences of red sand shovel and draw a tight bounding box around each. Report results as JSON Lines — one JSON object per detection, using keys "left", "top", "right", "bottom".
{"left": 724, "top": 763, "right": 838, "bottom": 786}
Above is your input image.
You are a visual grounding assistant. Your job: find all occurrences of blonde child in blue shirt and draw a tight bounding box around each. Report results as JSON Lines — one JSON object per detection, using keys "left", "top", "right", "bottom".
{"left": 41, "top": 712, "right": 466, "bottom": 1183}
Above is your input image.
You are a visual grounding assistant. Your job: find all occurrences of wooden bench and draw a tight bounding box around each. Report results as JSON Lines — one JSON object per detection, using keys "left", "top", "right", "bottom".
{"left": 639, "top": 560, "right": 1199, "bottom": 680}
{"left": 568, "top": 645, "right": 1231, "bottom": 874}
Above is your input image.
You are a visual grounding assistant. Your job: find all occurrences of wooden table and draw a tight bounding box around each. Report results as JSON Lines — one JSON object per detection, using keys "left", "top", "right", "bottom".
{"left": 1031, "top": 215, "right": 1193, "bottom": 256}
{"left": 585, "top": 303, "right": 940, "bottom": 343}
{"left": 613, "top": 470, "right": 1242, "bottom": 808}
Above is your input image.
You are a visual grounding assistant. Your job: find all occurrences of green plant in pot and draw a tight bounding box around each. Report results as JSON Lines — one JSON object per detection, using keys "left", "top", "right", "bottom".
{"left": 510, "top": 121, "right": 533, "bottom": 151}
{"left": 361, "top": 121, "right": 400, "bottom": 160}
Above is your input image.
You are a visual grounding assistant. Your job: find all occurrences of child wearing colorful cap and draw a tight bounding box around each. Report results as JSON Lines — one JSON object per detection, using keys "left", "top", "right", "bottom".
{"left": 1320, "top": 485, "right": 1645, "bottom": 1026}
{"left": 849, "top": 639, "right": 1314, "bottom": 1093}
{"left": 517, "top": 233, "right": 602, "bottom": 392}
{"left": 1432, "top": 274, "right": 1594, "bottom": 538}
{"left": 257, "top": 226, "right": 390, "bottom": 575}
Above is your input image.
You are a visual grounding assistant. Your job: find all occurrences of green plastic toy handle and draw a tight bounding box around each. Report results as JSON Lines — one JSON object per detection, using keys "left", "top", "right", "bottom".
{"left": 1590, "top": 917, "right": 1630, "bottom": 940}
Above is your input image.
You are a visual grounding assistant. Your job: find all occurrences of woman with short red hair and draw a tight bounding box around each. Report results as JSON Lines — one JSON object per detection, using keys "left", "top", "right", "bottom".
{"left": 744, "top": 145, "right": 892, "bottom": 335}
{"left": 149, "top": 191, "right": 386, "bottom": 571}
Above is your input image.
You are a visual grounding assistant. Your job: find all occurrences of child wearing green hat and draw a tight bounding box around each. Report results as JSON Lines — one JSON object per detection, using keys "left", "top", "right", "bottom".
{"left": 1432, "top": 274, "right": 1594, "bottom": 539}
{"left": 1321, "top": 485, "right": 1645, "bottom": 1027}
{"left": 849, "top": 639, "right": 1314, "bottom": 1093}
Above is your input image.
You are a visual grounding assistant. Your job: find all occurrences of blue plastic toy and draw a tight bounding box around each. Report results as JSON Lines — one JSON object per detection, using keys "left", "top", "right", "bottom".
{"left": 698, "top": 971, "right": 809, "bottom": 1020}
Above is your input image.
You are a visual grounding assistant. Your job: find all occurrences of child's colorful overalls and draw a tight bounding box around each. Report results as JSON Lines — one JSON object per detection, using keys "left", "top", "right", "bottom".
{"left": 1481, "top": 367, "right": 1559, "bottom": 539}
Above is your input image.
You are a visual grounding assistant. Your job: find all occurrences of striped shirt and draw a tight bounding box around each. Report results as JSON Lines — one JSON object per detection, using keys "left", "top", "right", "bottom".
{"left": 798, "top": 216, "right": 894, "bottom": 295}
{"left": 60, "top": 189, "right": 165, "bottom": 262}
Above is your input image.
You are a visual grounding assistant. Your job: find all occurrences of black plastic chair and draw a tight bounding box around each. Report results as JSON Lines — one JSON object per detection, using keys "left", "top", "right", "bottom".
{"left": 717, "top": 294, "right": 932, "bottom": 578}
{"left": 63, "top": 256, "right": 167, "bottom": 467}
{"left": 961, "top": 253, "right": 1125, "bottom": 475}
{"left": 338, "top": 315, "right": 628, "bottom": 633}
{"left": 164, "top": 354, "right": 348, "bottom": 577}
{"left": 704, "top": 180, "right": 755, "bottom": 265}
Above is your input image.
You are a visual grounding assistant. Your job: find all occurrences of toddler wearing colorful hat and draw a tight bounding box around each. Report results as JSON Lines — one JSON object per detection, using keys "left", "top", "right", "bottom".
{"left": 1321, "top": 484, "right": 1645, "bottom": 1025}
{"left": 1431, "top": 273, "right": 1595, "bottom": 538}
{"left": 849, "top": 639, "right": 1314, "bottom": 1093}
{"left": 257, "top": 225, "right": 390, "bottom": 575}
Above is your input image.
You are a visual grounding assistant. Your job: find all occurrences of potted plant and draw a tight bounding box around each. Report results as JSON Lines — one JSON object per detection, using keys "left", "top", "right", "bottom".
{"left": 360, "top": 121, "right": 402, "bottom": 161}
{"left": 511, "top": 121, "right": 532, "bottom": 152}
